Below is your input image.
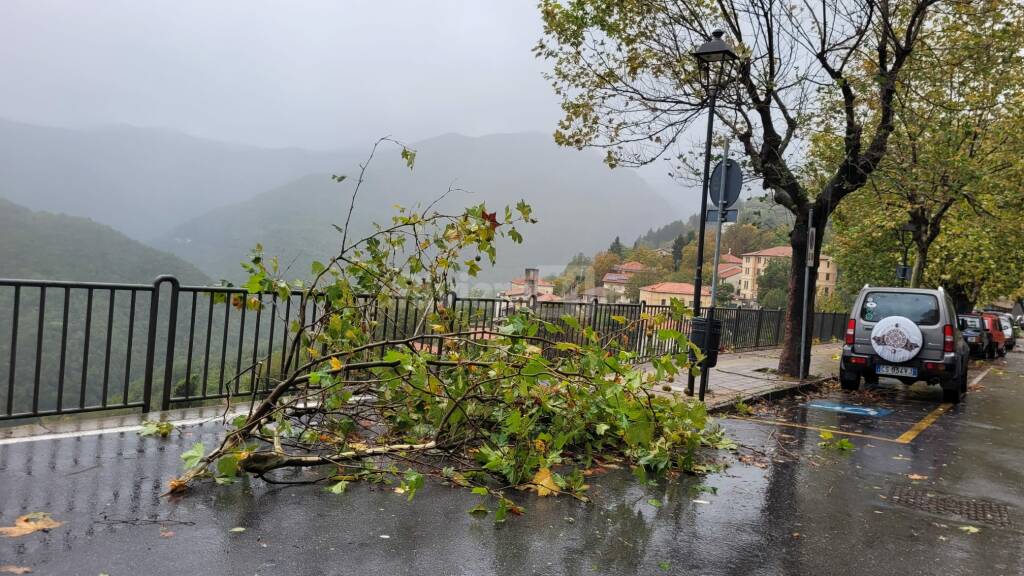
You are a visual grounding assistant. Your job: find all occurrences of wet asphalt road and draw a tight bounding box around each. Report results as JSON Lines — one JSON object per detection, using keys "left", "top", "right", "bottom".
{"left": 1, "top": 354, "right": 1022, "bottom": 576}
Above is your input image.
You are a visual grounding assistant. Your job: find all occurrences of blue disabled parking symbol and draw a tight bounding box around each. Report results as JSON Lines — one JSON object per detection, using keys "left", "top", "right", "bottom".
{"left": 805, "top": 400, "right": 892, "bottom": 417}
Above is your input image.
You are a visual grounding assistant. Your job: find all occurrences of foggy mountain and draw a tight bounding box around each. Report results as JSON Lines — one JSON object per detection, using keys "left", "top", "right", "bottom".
{"left": 154, "top": 133, "right": 677, "bottom": 289}
{"left": 0, "top": 197, "right": 210, "bottom": 284}
{"left": 0, "top": 118, "right": 341, "bottom": 240}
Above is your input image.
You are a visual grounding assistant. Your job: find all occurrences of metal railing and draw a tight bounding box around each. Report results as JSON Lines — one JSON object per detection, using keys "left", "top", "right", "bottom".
{"left": 0, "top": 275, "right": 847, "bottom": 422}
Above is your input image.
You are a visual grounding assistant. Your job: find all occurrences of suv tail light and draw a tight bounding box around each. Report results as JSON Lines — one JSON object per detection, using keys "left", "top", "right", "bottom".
{"left": 943, "top": 324, "right": 955, "bottom": 353}
{"left": 845, "top": 319, "right": 856, "bottom": 345}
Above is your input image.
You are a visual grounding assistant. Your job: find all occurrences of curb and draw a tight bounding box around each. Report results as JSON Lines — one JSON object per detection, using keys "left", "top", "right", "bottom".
{"left": 707, "top": 374, "right": 835, "bottom": 414}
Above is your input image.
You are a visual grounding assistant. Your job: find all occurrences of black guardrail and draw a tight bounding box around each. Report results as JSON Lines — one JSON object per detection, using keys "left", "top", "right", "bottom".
{"left": 0, "top": 276, "right": 847, "bottom": 421}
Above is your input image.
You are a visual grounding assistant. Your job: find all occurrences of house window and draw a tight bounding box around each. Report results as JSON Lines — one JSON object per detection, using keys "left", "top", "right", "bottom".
{"left": 661, "top": 299, "right": 666, "bottom": 305}
{"left": 825, "top": 273, "right": 830, "bottom": 281}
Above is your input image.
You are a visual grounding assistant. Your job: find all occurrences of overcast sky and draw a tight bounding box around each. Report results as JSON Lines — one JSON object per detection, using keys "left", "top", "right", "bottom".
{"left": 1, "top": 1, "right": 566, "bottom": 149}
{"left": 1, "top": 0, "right": 700, "bottom": 213}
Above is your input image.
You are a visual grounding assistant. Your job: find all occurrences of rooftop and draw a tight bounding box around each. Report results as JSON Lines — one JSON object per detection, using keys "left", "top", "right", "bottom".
{"left": 640, "top": 282, "right": 711, "bottom": 296}
{"left": 741, "top": 246, "right": 792, "bottom": 258}
{"left": 510, "top": 277, "right": 554, "bottom": 287}
{"left": 602, "top": 272, "right": 630, "bottom": 284}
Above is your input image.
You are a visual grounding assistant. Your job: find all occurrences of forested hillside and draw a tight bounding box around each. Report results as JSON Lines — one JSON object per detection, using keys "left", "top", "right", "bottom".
{"left": 0, "top": 198, "right": 210, "bottom": 284}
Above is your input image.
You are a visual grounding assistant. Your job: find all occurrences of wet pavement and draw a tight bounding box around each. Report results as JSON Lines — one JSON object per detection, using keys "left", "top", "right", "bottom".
{"left": 1, "top": 354, "right": 1022, "bottom": 575}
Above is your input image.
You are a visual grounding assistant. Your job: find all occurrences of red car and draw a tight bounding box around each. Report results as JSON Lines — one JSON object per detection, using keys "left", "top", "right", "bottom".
{"left": 981, "top": 313, "right": 1007, "bottom": 358}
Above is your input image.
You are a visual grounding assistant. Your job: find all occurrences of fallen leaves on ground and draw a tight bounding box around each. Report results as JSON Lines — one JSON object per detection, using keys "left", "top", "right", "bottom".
{"left": 159, "top": 527, "right": 175, "bottom": 538}
{"left": 738, "top": 454, "right": 769, "bottom": 469}
{"left": 0, "top": 513, "right": 63, "bottom": 537}
{"left": 0, "top": 566, "right": 32, "bottom": 574}
{"left": 530, "top": 467, "right": 559, "bottom": 497}
{"left": 907, "top": 474, "right": 929, "bottom": 481}
{"left": 959, "top": 525, "right": 981, "bottom": 534}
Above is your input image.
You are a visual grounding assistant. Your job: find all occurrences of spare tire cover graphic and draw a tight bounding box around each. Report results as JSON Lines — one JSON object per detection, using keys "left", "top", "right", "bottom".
{"left": 870, "top": 316, "right": 923, "bottom": 363}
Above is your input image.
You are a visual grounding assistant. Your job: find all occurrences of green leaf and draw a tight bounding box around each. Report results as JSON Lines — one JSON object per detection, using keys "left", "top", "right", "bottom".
{"left": 595, "top": 423, "right": 610, "bottom": 436}
{"left": 647, "top": 498, "right": 662, "bottom": 508}
{"left": 494, "top": 498, "right": 509, "bottom": 523}
{"left": 326, "top": 480, "right": 349, "bottom": 495}
{"left": 468, "top": 504, "right": 489, "bottom": 516}
{"left": 180, "top": 442, "right": 205, "bottom": 470}
{"left": 560, "top": 314, "right": 581, "bottom": 330}
{"left": 139, "top": 420, "right": 174, "bottom": 437}
{"left": 401, "top": 147, "right": 417, "bottom": 170}
{"left": 402, "top": 469, "right": 425, "bottom": 501}
{"left": 216, "top": 454, "right": 240, "bottom": 479}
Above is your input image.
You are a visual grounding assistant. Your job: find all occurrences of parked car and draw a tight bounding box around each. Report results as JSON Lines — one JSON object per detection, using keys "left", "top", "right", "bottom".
{"left": 840, "top": 286, "right": 969, "bottom": 403}
{"left": 996, "top": 312, "right": 1016, "bottom": 351}
{"left": 981, "top": 313, "right": 1007, "bottom": 358}
{"left": 958, "top": 314, "right": 991, "bottom": 357}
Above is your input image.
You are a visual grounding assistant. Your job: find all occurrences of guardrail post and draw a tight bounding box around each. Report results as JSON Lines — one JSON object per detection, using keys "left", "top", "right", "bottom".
{"left": 754, "top": 308, "right": 764, "bottom": 348}
{"left": 142, "top": 275, "right": 180, "bottom": 413}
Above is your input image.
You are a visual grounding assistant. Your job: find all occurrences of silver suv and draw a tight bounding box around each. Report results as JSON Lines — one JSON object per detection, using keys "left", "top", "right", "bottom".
{"left": 840, "top": 286, "right": 969, "bottom": 403}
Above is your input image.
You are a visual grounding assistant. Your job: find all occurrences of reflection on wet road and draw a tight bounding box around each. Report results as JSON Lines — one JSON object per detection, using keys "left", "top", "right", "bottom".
{"left": 0, "top": 356, "right": 1021, "bottom": 575}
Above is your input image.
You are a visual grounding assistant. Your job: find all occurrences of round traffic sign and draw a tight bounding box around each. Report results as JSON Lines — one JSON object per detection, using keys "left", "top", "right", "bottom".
{"left": 709, "top": 159, "right": 741, "bottom": 208}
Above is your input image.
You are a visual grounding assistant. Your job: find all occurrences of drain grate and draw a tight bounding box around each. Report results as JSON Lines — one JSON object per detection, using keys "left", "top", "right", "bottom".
{"left": 888, "top": 485, "right": 1011, "bottom": 528}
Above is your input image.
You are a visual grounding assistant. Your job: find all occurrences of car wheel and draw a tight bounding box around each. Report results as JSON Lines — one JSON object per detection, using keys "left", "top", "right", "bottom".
{"left": 986, "top": 344, "right": 996, "bottom": 359}
{"left": 942, "top": 386, "right": 962, "bottom": 404}
{"left": 998, "top": 345, "right": 1007, "bottom": 357}
{"left": 839, "top": 369, "right": 859, "bottom": 391}
{"left": 960, "top": 363, "right": 969, "bottom": 394}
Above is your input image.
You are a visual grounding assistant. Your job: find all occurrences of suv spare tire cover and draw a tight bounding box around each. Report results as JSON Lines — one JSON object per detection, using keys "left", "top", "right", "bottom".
{"left": 870, "top": 316, "right": 924, "bottom": 363}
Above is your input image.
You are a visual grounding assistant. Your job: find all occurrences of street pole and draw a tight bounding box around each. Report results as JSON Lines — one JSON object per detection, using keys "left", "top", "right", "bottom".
{"left": 709, "top": 141, "right": 730, "bottom": 303}
{"left": 685, "top": 84, "right": 717, "bottom": 398}
{"left": 697, "top": 140, "right": 730, "bottom": 401}
{"left": 799, "top": 208, "right": 814, "bottom": 381}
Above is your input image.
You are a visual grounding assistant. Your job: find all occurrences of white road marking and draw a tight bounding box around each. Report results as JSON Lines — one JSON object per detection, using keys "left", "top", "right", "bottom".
{"left": 0, "top": 415, "right": 232, "bottom": 446}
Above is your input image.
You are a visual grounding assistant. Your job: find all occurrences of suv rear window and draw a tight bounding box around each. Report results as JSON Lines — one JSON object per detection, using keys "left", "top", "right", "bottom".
{"left": 959, "top": 315, "right": 982, "bottom": 329}
{"left": 860, "top": 292, "right": 940, "bottom": 325}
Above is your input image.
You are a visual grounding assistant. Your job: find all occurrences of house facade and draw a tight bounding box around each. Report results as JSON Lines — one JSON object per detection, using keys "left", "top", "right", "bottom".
{"left": 639, "top": 282, "right": 713, "bottom": 308}
{"left": 736, "top": 246, "right": 838, "bottom": 304}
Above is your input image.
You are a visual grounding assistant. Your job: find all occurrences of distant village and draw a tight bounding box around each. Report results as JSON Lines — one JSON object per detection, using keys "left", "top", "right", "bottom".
{"left": 499, "top": 245, "right": 838, "bottom": 309}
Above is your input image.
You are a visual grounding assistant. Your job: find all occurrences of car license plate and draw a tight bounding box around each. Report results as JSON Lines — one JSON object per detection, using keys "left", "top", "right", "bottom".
{"left": 876, "top": 365, "right": 917, "bottom": 377}
{"left": 967, "top": 336, "right": 977, "bottom": 343}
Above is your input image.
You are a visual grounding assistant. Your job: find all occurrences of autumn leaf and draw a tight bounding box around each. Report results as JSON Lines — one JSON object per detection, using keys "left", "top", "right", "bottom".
{"left": 958, "top": 525, "right": 980, "bottom": 534}
{"left": 159, "top": 527, "right": 175, "bottom": 538}
{"left": 481, "top": 210, "right": 500, "bottom": 231}
{"left": 0, "top": 566, "right": 32, "bottom": 574}
{"left": 166, "top": 478, "right": 188, "bottom": 494}
{"left": 530, "top": 467, "right": 559, "bottom": 497}
{"left": 907, "top": 474, "right": 928, "bottom": 481}
{"left": 0, "top": 513, "right": 63, "bottom": 537}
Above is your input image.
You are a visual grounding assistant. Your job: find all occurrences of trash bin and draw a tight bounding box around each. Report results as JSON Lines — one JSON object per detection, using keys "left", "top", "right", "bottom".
{"left": 690, "top": 317, "right": 722, "bottom": 368}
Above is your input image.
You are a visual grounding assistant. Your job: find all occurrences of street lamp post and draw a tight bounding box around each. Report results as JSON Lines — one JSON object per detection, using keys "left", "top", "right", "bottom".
{"left": 685, "top": 30, "right": 738, "bottom": 400}
{"left": 897, "top": 222, "right": 916, "bottom": 287}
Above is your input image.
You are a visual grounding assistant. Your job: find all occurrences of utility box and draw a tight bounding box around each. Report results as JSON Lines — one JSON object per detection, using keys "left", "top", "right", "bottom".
{"left": 690, "top": 317, "right": 723, "bottom": 368}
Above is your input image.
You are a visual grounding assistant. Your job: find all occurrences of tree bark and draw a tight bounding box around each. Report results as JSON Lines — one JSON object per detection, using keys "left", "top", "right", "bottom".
{"left": 910, "top": 242, "right": 929, "bottom": 288}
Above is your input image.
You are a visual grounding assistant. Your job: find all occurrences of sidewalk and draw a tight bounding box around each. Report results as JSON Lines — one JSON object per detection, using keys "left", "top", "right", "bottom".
{"left": 649, "top": 342, "right": 842, "bottom": 410}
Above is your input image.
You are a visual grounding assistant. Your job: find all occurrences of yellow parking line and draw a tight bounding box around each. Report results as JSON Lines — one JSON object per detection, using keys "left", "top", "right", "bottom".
{"left": 726, "top": 415, "right": 905, "bottom": 444}
{"left": 894, "top": 404, "right": 951, "bottom": 443}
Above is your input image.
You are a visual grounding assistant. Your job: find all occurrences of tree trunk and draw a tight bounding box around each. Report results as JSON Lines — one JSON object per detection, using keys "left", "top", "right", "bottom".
{"left": 910, "top": 242, "right": 929, "bottom": 288}
{"left": 777, "top": 211, "right": 821, "bottom": 377}
{"left": 945, "top": 284, "right": 974, "bottom": 314}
